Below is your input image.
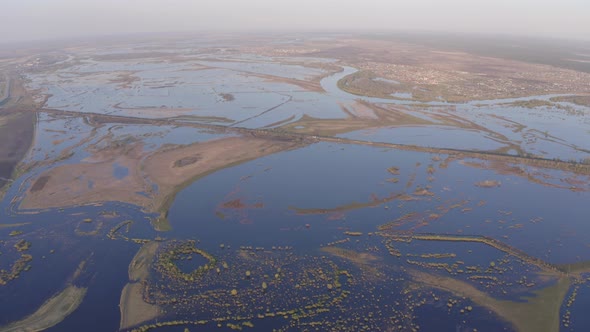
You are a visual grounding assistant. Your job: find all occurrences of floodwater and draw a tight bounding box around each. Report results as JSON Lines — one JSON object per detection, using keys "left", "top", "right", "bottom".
{"left": 3, "top": 140, "right": 587, "bottom": 331}
{"left": 28, "top": 59, "right": 590, "bottom": 160}
{"left": 168, "top": 142, "right": 590, "bottom": 263}
{"left": 1, "top": 49, "right": 589, "bottom": 331}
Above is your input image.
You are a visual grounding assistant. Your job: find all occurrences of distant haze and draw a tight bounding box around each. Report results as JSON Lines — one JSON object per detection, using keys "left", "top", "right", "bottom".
{"left": 3, "top": 0, "right": 589, "bottom": 42}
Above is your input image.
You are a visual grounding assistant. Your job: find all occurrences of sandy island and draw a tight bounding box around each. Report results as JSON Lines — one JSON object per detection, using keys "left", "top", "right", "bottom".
{"left": 0, "top": 286, "right": 87, "bottom": 332}
{"left": 120, "top": 242, "right": 161, "bottom": 330}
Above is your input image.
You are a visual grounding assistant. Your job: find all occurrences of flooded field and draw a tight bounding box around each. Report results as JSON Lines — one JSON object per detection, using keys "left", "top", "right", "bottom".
{"left": 1, "top": 34, "right": 589, "bottom": 332}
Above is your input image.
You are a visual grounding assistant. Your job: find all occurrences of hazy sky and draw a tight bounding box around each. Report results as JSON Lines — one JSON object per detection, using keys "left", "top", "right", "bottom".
{"left": 2, "top": 0, "right": 589, "bottom": 42}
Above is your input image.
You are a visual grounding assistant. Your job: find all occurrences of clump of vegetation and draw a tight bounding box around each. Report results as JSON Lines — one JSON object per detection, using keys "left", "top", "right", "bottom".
{"left": 14, "top": 239, "right": 31, "bottom": 252}
{"left": 173, "top": 155, "right": 202, "bottom": 168}
{"left": 219, "top": 93, "right": 235, "bottom": 102}
{"left": 107, "top": 220, "right": 133, "bottom": 240}
{"left": 155, "top": 240, "right": 217, "bottom": 283}
{"left": 427, "top": 165, "right": 436, "bottom": 174}
{"left": 0, "top": 254, "right": 33, "bottom": 285}
{"left": 503, "top": 99, "right": 555, "bottom": 109}
{"left": 75, "top": 219, "right": 103, "bottom": 237}
{"left": 475, "top": 180, "right": 501, "bottom": 188}
{"left": 131, "top": 320, "right": 208, "bottom": 332}
{"left": 344, "top": 231, "right": 363, "bottom": 237}
{"left": 387, "top": 166, "right": 400, "bottom": 175}
{"left": 413, "top": 186, "right": 434, "bottom": 196}
{"left": 550, "top": 95, "right": 590, "bottom": 107}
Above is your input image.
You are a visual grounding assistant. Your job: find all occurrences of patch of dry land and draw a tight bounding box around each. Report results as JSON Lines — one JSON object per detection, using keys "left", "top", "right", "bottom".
{"left": 248, "top": 38, "right": 590, "bottom": 102}
{"left": 0, "top": 286, "right": 87, "bottom": 332}
{"left": 280, "top": 101, "right": 432, "bottom": 137}
{"left": 20, "top": 135, "right": 301, "bottom": 214}
{"left": 120, "top": 241, "right": 161, "bottom": 330}
{"left": 550, "top": 95, "right": 590, "bottom": 107}
{"left": 410, "top": 269, "right": 570, "bottom": 332}
{"left": 128, "top": 241, "right": 159, "bottom": 282}
{"left": 120, "top": 284, "right": 159, "bottom": 330}
{"left": 321, "top": 246, "right": 384, "bottom": 280}
{"left": 0, "top": 111, "right": 36, "bottom": 193}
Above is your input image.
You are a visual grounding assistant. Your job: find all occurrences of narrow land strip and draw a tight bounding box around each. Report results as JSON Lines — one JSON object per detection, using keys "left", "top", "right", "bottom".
{"left": 0, "top": 286, "right": 87, "bottom": 332}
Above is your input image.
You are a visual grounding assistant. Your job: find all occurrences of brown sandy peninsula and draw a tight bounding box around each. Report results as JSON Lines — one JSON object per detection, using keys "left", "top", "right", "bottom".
{"left": 20, "top": 135, "right": 302, "bottom": 215}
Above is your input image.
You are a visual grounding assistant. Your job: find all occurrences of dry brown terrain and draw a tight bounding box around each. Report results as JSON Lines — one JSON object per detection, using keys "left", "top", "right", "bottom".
{"left": 120, "top": 283, "right": 159, "bottom": 330}
{"left": 0, "top": 74, "right": 37, "bottom": 196}
{"left": 20, "top": 135, "right": 302, "bottom": 214}
{"left": 246, "top": 38, "right": 590, "bottom": 102}
{"left": 20, "top": 142, "right": 149, "bottom": 210}
{"left": 409, "top": 269, "right": 570, "bottom": 332}
{"left": 129, "top": 241, "right": 159, "bottom": 282}
{"left": 0, "top": 112, "right": 35, "bottom": 190}
{"left": 0, "top": 286, "right": 87, "bottom": 332}
{"left": 280, "top": 102, "right": 432, "bottom": 137}
{"left": 120, "top": 242, "right": 161, "bottom": 330}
